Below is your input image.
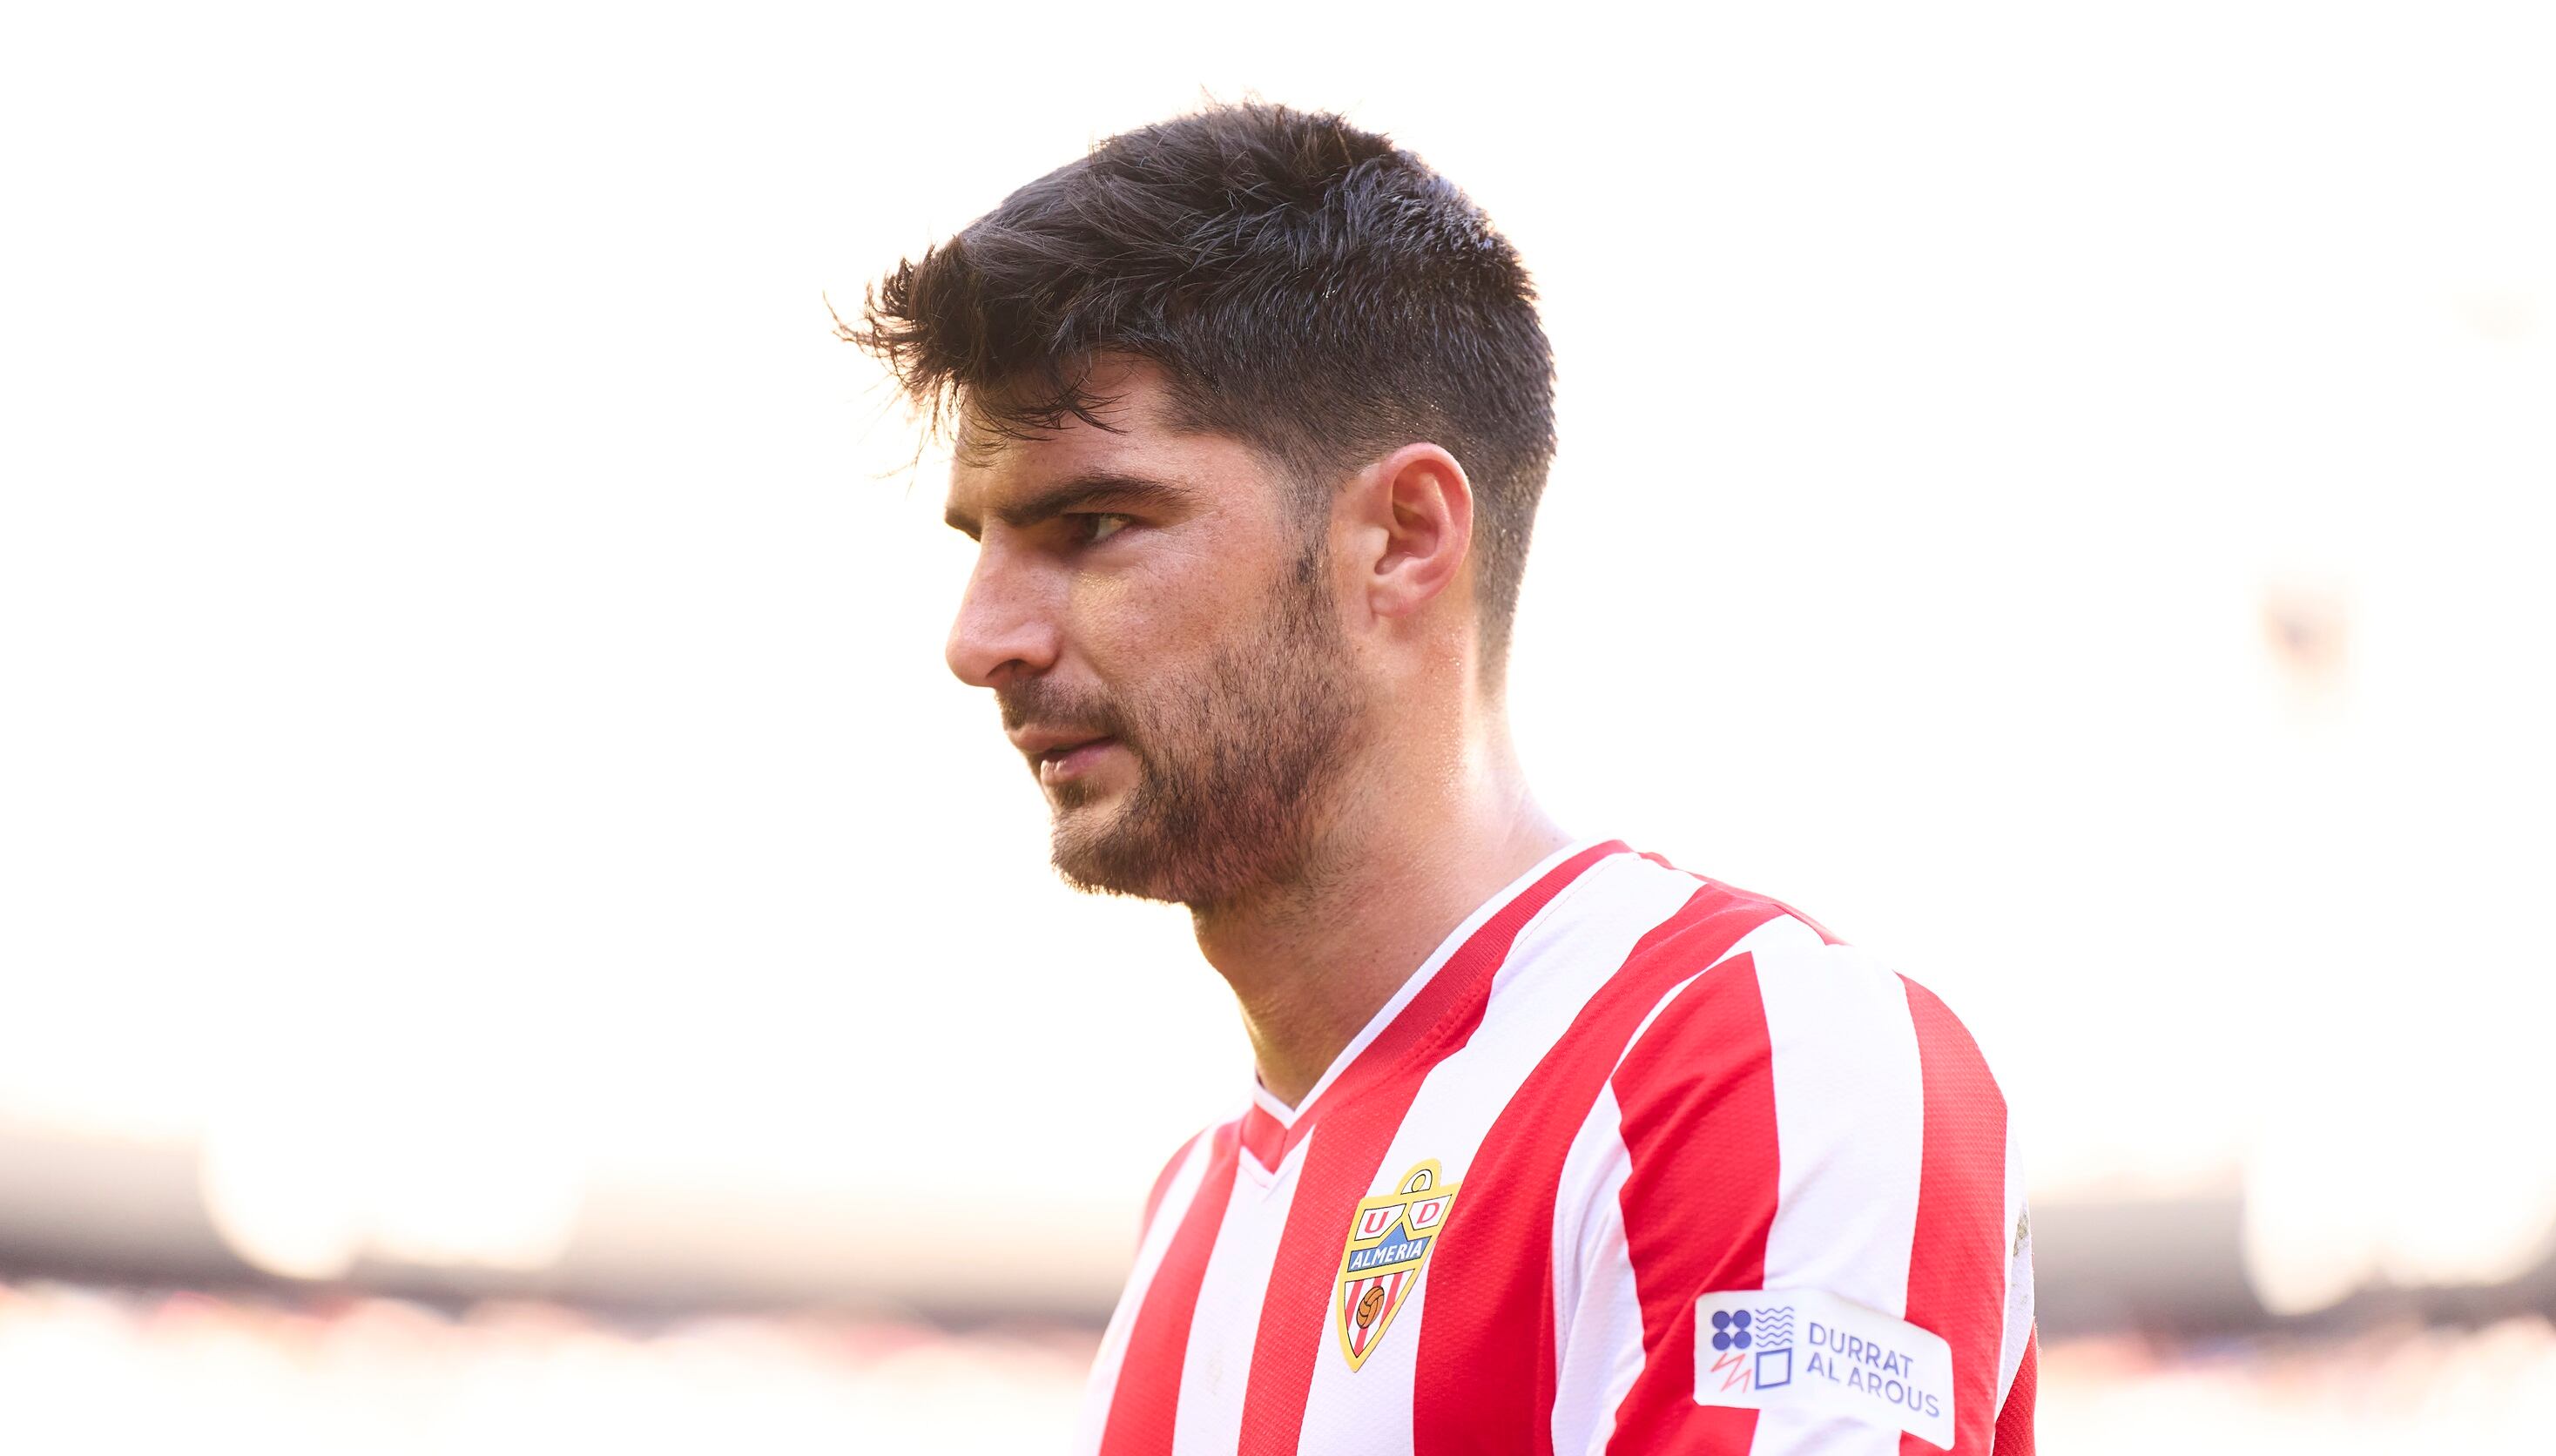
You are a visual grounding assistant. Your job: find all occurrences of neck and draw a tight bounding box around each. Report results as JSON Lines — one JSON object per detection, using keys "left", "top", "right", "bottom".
{"left": 1192, "top": 709, "right": 1568, "bottom": 1109}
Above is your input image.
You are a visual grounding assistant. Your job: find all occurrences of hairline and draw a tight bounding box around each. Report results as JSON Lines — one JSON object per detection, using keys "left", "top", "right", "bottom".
{"left": 950, "top": 353, "right": 1352, "bottom": 518}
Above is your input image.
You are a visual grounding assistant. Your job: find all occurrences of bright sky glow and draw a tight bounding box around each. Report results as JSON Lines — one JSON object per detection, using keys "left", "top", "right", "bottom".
{"left": 2, "top": 1, "right": 2549, "bottom": 1310}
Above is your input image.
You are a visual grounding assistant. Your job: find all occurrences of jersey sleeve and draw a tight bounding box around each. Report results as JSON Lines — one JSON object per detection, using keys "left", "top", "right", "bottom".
{"left": 1550, "top": 931, "right": 2034, "bottom": 1454}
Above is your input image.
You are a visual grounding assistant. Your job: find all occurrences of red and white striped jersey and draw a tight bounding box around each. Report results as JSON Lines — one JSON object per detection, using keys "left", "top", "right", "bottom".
{"left": 1075, "top": 840, "right": 2036, "bottom": 1456}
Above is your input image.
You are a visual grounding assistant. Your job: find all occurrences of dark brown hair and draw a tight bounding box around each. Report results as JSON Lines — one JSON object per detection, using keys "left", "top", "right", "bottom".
{"left": 845, "top": 102, "right": 1557, "bottom": 667}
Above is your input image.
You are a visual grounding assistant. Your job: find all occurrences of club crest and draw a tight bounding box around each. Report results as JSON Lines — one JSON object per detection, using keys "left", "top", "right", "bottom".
{"left": 1334, "top": 1159, "right": 1459, "bottom": 1371}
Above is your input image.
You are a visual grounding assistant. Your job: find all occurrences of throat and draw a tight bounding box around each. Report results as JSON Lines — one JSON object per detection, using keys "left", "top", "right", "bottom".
{"left": 1237, "top": 968, "right": 1386, "bottom": 1110}
{"left": 1190, "top": 734, "right": 1572, "bottom": 1109}
{"left": 1199, "top": 879, "right": 1426, "bottom": 1109}
{"left": 1201, "top": 821, "right": 1572, "bottom": 1109}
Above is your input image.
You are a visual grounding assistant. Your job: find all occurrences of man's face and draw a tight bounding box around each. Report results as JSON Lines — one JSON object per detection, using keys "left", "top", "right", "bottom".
{"left": 941, "top": 362, "right": 1364, "bottom": 908}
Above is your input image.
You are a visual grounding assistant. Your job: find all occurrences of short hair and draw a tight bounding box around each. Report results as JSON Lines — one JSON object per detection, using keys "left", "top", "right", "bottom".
{"left": 846, "top": 102, "right": 1557, "bottom": 670}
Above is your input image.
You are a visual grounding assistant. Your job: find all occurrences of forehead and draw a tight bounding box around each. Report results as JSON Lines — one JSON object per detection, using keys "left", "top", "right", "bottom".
{"left": 942, "top": 361, "right": 1285, "bottom": 521}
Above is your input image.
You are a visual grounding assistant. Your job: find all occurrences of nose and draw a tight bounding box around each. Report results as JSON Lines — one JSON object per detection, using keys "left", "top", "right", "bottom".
{"left": 945, "top": 541, "right": 1062, "bottom": 690}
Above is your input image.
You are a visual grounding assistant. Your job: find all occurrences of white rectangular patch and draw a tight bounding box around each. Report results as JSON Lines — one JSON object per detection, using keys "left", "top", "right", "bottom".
{"left": 1691, "top": 1288, "right": 1954, "bottom": 1449}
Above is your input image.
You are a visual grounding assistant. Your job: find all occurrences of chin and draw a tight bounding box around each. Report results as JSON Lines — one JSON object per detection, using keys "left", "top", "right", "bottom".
{"left": 1050, "top": 841, "right": 1177, "bottom": 904}
{"left": 1048, "top": 801, "right": 1201, "bottom": 905}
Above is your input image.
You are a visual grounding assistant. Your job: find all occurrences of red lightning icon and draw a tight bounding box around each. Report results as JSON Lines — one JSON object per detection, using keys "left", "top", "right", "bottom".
{"left": 1709, "top": 1349, "right": 1753, "bottom": 1392}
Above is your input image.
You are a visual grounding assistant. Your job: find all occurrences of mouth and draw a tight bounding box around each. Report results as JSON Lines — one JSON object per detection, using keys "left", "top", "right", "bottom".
{"left": 1030, "top": 735, "right": 1121, "bottom": 788}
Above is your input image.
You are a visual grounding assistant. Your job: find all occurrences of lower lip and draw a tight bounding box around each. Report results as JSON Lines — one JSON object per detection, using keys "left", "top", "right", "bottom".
{"left": 1039, "top": 738, "right": 1121, "bottom": 786}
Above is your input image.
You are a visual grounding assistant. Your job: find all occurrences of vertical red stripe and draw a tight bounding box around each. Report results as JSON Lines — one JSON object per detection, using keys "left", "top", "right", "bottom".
{"left": 1231, "top": 842, "right": 1623, "bottom": 1456}
{"left": 1410, "top": 889, "right": 1788, "bottom": 1455}
{"left": 1139, "top": 1128, "right": 1209, "bottom": 1244}
{"left": 1992, "top": 1329, "right": 2036, "bottom": 1456}
{"left": 1602, "top": 956, "right": 1781, "bottom": 1454}
{"left": 1097, "top": 1122, "right": 1242, "bottom": 1456}
{"left": 1239, "top": 1104, "right": 1287, "bottom": 1170}
{"left": 1898, "top": 977, "right": 2009, "bottom": 1455}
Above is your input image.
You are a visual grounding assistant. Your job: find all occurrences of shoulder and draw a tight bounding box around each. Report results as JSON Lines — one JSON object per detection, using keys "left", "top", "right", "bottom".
{"left": 1549, "top": 859, "right": 2030, "bottom": 1452}
{"left": 1595, "top": 870, "right": 2020, "bottom": 1294}
{"left": 1136, "top": 1116, "right": 1242, "bottom": 1244}
{"left": 1584, "top": 865, "right": 2015, "bottom": 1224}
{"left": 1599, "top": 858, "right": 2006, "bottom": 1116}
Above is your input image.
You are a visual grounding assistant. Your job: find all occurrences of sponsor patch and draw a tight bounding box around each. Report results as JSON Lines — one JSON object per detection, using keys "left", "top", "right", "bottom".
{"left": 1692, "top": 1288, "right": 1954, "bottom": 1447}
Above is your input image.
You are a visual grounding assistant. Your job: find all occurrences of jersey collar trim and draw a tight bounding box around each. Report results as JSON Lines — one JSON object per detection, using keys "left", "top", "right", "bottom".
{"left": 1237, "top": 836, "right": 1626, "bottom": 1176}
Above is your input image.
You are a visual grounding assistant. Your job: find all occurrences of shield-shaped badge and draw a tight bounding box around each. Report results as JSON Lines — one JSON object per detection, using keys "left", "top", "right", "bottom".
{"left": 1334, "top": 1159, "right": 1459, "bottom": 1371}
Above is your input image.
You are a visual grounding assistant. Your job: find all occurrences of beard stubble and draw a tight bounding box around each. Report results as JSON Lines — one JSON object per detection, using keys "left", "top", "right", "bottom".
{"left": 999, "top": 537, "right": 1363, "bottom": 910}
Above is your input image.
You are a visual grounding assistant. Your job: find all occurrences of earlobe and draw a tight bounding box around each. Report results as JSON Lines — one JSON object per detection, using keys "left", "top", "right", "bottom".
{"left": 1365, "top": 444, "right": 1474, "bottom": 622}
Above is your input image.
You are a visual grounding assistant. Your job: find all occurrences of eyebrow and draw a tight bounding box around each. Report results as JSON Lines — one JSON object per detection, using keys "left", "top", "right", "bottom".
{"left": 944, "top": 472, "right": 1193, "bottom": 539}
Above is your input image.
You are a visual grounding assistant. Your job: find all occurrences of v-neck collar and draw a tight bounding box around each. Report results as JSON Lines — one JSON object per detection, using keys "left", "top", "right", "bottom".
{"left": 1234, "top": 837, "right": 1624, "bottom": 1178}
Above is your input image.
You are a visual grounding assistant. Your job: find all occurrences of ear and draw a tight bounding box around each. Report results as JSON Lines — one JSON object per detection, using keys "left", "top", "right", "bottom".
{"left": 1345, "top": 442, "right": 1474, "bottom": 624}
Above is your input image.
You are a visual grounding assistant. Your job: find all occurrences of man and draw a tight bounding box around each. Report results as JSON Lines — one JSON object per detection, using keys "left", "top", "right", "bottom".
{"left": 848, "top": 104, "right": 2034, "bottom": 1455}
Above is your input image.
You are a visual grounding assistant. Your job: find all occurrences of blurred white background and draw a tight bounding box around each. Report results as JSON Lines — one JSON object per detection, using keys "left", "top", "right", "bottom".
{"left": 3, "top": 1, "right": 2552, "bottom": 1448}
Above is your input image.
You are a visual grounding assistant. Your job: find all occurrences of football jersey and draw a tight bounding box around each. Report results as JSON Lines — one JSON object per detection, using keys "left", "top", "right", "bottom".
{"left": 1075, "top": 840, "right": 2036, "bottom": 1456}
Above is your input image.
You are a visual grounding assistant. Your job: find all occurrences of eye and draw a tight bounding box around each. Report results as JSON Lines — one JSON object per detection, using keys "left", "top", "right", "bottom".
{"left": 1078, "top": 512, "right": 1132, "bottom": 546}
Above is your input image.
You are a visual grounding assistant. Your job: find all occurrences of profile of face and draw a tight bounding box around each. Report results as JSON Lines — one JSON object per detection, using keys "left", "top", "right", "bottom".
{"left": 941, "top": 361, "right": 1366, "bottom": 909}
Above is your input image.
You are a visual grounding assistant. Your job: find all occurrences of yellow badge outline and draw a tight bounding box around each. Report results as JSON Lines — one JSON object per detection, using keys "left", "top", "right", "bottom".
{"left": 1334, "top": 1159, "right": 1460, "bottom": 1372}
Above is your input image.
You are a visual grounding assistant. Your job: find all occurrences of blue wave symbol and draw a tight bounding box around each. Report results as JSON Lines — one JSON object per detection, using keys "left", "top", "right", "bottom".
{"left": 1750, "top": 1308, "right": 1797, "bottom": 1346}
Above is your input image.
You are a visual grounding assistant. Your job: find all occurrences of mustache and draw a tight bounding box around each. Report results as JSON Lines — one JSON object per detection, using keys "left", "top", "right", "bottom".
{"left": 997, "top": 677, "right": 1129, "bottom": 742}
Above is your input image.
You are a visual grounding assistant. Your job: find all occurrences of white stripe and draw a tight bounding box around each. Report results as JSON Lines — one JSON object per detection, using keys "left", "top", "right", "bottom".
{"left": 1966, "top": 1007, "right": 2032, "bottom": 1426}
{"left": 1293, "top": 853, "right": 1700, "bottom": 1456}
{"left": 1072, "top": 1127, "right": 1224, "bottom": 1456}
{"left": 1284, "top": 837, "right": 1615, "bottom": 1119}
{"left": 1996, "top": 1127, "right": 2034, "bottom": 1413}
{"left": 1745, "top": 940, "right": 1928, "bottom": 1456}
{"left": 1558, "top": 912, "right": 1824, "bottom": 1453}
{"left": 1551, "top": 1084, "right": 1642, "bottom": 1456}
{"left": 1168, "top": 1134, "right": 1306, "bottom": 1456}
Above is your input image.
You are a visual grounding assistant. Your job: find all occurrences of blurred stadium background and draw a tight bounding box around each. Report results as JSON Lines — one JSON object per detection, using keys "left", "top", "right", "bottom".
{"left": 3, "top": 2, "right": 2551, "bottom": 1449}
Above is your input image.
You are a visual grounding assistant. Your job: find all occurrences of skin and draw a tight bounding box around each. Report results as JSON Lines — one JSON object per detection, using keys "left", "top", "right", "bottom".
{"left": 942, "top": 356, "right": 1568, "bottom": 1106}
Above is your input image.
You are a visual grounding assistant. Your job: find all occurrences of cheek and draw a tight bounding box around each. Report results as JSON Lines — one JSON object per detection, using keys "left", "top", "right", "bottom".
{"left": 1068, "top": 543, "right": 1255, "bottom": 677}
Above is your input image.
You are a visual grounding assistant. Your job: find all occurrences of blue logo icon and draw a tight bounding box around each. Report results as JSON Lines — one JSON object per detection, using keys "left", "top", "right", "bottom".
{"left": 1709, "top": 1308, "right": 1752, "bottom": 1351}
{"left": 1748, "top": 1306, "right": 1797, "bottom": 1388}
{"left": 1755, "top": 1346, "right": 1794, "bottom": 1388}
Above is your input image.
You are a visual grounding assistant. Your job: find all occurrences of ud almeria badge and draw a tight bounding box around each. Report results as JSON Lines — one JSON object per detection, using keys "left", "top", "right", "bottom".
{"left": 1335, "top": 1159, "right": 1459, "bottom": 1371}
